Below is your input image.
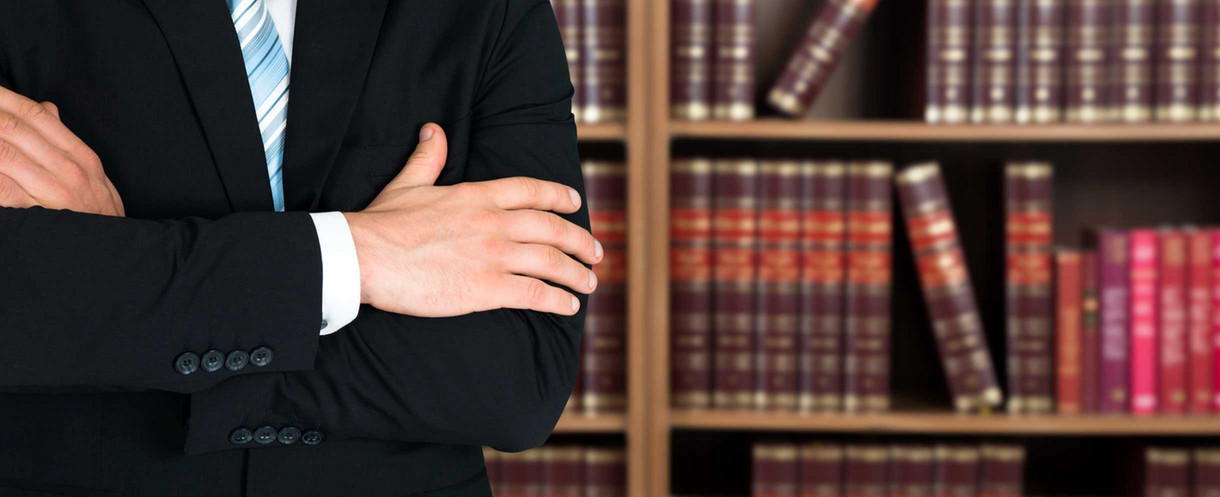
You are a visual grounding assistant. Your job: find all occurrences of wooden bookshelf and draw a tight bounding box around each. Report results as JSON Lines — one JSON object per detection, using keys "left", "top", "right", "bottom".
{"left": 552, "top": 412, "right": 629, "bottom": 434}
{"left": 669, "top": 120, "right": 1220, "bottom": 142}
{"left": 577, "top": 122, "right": 628, "bottom": 141}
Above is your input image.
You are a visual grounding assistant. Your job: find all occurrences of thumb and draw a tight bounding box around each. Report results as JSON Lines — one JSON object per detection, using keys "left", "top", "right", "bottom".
{"left": 40, "top": 101, "right": 59, "bottom": 119}
{"left": 391, "top": 123, "right": 448, "bottom": 188}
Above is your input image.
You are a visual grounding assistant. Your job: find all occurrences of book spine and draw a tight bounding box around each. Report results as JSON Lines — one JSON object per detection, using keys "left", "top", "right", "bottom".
{"left": 889, "top": 445, "right": 935, "bottom": 497}
{"left": 1214, "top": 229, "right": 1220, "bottom": 411}
{"left": 798, "top": 161, "right": 847, "bottom": 412}
{"left": 1014, "top": 0, "right": 1066, "bottom": 123}
{"left": 1113, "top": 0, "right": 1156, "bottom": 123}
{"left": 1081, "top": 250, "right": 1101, "bottom": 412}
{"left": 844, "top": 445, "right": 890, "bottom": 497}
{"left": 1065, "top": 0, "right": 1112, "bottom": 123}
{"left": 671, "top": 159, "right": 715, "bottom": 409}
{"left": 554, "top": 0, "right": 583, "bottom": 123}
{"left": 583, "top": 161, "right": 627, "bottom": 412}
{"left": 712, "top": 0, "right": 756, "bottom": 120}
{"left": 1146, "top": 448, "right": 1191, "bottom": 497}
{"left": 754, "top": 443, "right": 800, "bottom": 497}
{"left": 1159, "top": 229, "right": 1189, "bottom": 414}
{"left": 484, "top": 447, "right": 502, "bottom": 497}
{"left": 712, "top": 159, "right": 759, "bottom": 409}
{"left": 799, "top": 443, "right": 844, "bottom": 497}
{"left": 1056, "top": 250, "right": 1084, "bottom": 414}
{"left": 979, "top": 445, "right": 1025, "bottom": 497}
{"left": 544, "top": 446, "right": 585, "bottom": 497}
{"left": 584, "top": 448, "right": 626, "bottom": 497}
{"left": 755, "top": 161, "right": 802, "bottom": 410}
{"left": 1201, "top": 0, "right": 1220, "bottom": 121}
{"left": 1194, "top": 448, "right": 1220, "bottom": 497}
{"left": 1097, "top": 230, "right": 1131, "bottom": 413}
{"left": 580, "top": 0, "right": 626, "bottom": 123}
{"left": 672, "top": 0, "right": 714, "bottom": 120}
{"left": 1144, "top": 447, "right": 1163, "bottom": 497}
{"left": 767, "top": 0, "right": 881, "bottom": 117}
{"left": 1130, "top": 228, "right": 1160, "bottom": 415}
{"left": 972, "top": 0, "right": 1018, "bottom": 123}
{"left": 933, "top": 446, "right": 980, "bottom": 497}
{"left": 1189, "top": 230, "right": 1214, "bottom": 413}
{"left": 842, "top": 162, "right": 893, "bottom": 413}
{"left": 927, "top": 0, "right": 975, "bottom": 124}
{"left": 896, "top": 163, "right": 1002, "bottom": 412}
{"left": 1156, "top": 0, "right": 1203, "bottom": 122}
{"left": 504, "top": 448, "right": 543, "bottom": 497}
{"left": 1004, "top": 162, "right": 1055, "bottom": 414}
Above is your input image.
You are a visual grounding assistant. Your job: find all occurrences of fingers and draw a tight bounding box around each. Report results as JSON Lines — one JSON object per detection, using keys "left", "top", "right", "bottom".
{"left": 40, "top": 102, "right": 59, "bottom": 119}
{"left": 0, "top": 88, "right": 97, "bottom": 167}
{"left": 0, "top": 173, "right": 37, "bottom": 208}
{"left": 0, "top": 141, "right": 68, "bottom": 208}
{"left": 503, "top": 209, "right": 602, "bottom": 265}
{"left": 0, "top": 107, "right": 82, "bottom": 180}
{"left": 480, "top": 176, "right": 582, "bottom": 213}
{"left": 500, "top": 274, "right": 580, "bottom": 316}
{"left": 391, "top": 123, "right": 448, "bottom": 188}
{"left": 505, "top": 243, "right": 597, "bottom": 296}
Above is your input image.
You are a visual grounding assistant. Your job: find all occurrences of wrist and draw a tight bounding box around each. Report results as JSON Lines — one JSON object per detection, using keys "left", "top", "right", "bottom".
{"left": 342, "top": 212, "right": 375, "bottom": 305}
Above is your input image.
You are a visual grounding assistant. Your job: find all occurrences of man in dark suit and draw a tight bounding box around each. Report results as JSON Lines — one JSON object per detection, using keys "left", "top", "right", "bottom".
{"left": 0, "top": 1, "right": 593, "bottom": 496}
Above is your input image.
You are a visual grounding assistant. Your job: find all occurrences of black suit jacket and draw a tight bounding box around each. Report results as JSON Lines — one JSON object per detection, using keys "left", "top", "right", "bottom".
{"left": 0, "top": 1, "right": 584, "bottom": 496}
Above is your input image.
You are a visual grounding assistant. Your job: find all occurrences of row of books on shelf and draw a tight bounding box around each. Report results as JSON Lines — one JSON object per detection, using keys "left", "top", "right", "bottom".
{"left": 1141, "top": 447, "right": 1220, "bottom": 497}
{"left": 483, "top": 444, "right": 625, "bottom": 497}
{"left": 928, "top": 0, "right": 1220, "bottom": 125}
{"left": 752, "top": 441, "right": 1026, "bottom": 497}
{"left": 549, "top": 0, "right": 626, "bottom": 124}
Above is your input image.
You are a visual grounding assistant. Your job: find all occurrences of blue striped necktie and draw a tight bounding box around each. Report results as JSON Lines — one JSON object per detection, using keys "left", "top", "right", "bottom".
{"left": 227, "top": 0, "right": 290, "bottom": 211}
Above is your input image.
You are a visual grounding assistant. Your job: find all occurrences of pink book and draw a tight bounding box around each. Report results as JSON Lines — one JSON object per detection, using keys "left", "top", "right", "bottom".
{"left": 1130, "top": 229, "right": 1160, "bottom": 415}
{"left": 1213, "top": 230, "right": 1220, "bottom": 411}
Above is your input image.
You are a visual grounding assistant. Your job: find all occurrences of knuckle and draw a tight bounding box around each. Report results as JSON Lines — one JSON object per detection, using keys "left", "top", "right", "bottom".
{"left": 514, "top": 176, "right": 539, "bottom": 199}
{"left": 525, "top": 279, "right": 550, "bottom": 307}
{"left": 545, "top": 213, "right": 565, "bottom": 237}
{"left": 15, "top": 98, "right": 45, "bottom": 120}
{"left": 0, "top": 141, "right": 14, "bottom": 164}
{"left": 0, "top": 112, "right": 19, "bottom": 134}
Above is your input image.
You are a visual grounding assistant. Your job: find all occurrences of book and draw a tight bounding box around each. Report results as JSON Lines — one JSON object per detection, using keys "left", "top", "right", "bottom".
{"left": 1214, "top": 230, "right": 1220, "bottom": 411}
{"left": 1188, "top": 230, "right": 1214, "bottom": 413}
{"left": 1130, "top": 228, "right": 1160, "bottom": 415}
{"left": 484, "top": 447, "right": 502, "bottom": 497}
{"left": 672, "top": 0, "right": 715, "bottom": 120}
{"left": 712, "top": 159, "right": 759, "bottom": 409}
{"left": 933, "top": 446, "right": 980, "bottom": 497}
{"left": 671, "top": 158, "right": 715, "bottom": 409}
{"left": 500, "top": 448, "right": 544, "bottom": 497}
{"left": 799, "top": 443, "right": 844, "bottom": 497}
{"left": 926, "top": 0, "right": 974, "bottom": 124}
{"left": 1096, "top": 230, "right": 1131, "bottom": 413}
{"left": 889, "top": 445, "right": 935, "bottom": 497}
{"left": 1201, "top": 0, "right": 1220, "bottom": 121}
{"left": 1014, "top": 0, "right": 1065, "bottom": 123}
{"left": 552, "top": 0, "right": 583, "bottom": 122}
{"left": 1064, "top": 0, "right": 1112, "bottom": 123}
{"left": 1159, "top": 229, "right": 1189, "bottom": 414}
{"left": 768, "top": 0, "right": 882, "bottom": 117}
{"left": 1145, "top": 448, "right": 1190, "bottom": 497}
{"left": 1056, "top": 250, "right": 1083, "bottom": 414}
{"left": 584, "top": 447, "right": 626, "bottom": 497}
{"left": 979, "top": 445, "right": 1025, "bottom": 497}
{"left": 1155, "top": 0, "right": 1203, "bottom": 122}
{"left": 1004, "top": 162, "right": 1055, "bottom": 414}
{"left": 798, "top": 161, "right": 847, "bottom": 412}
{"left": 895, "top": 162, "right": 1001, "bottom": 412}
{"left": 1081, "top": 250, "right": 1101, "bottom": 412}
{"left": 844, "top": 445, "right": 890, "bottom": 497}
{"left": 544, "top": 446, "right": 585, "bottom": 497}
{"left": 753, "top": 443, "right": 799, "bottom": 497}
{"left": 1195, "top": 448, "right": 1220, "bottom": 497}
{"left": 580, "top": 0, "right": 627, "bottom": 123}
{"left": 1113, "top": 0, "right": 1156, "bottom": 123}
{"left": 583, "top": 160, "right": 628, "bottom": 413}
{"left": 842, "top": 161, "right": 893, "bottom": 412}
{"left": 755, "top": 160, "right": 802, "bottom": 410}
{"left": 972, "top": 0, "right": 1018, "bottom": 123}
{"left": 712, "top": 0, "right": 755, "bottom": 120}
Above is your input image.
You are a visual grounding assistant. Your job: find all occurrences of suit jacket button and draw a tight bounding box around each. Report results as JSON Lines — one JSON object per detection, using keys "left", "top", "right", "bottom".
{"left": 201, "top": 350, "right": 225, "bottom": 372}
{"left": 277, "top": 426, "right": 302, "bottom": 444}
{"left": 250, "top": 346, "right": 274, "bottom": 367}
{"left": 254, "top": 426, "right": 277, "bottom": 444}
{"left": 225, "top": 350, "right": 249, "bottom": 371}
{"left": 229, "top": 428, "right": 253, "bottom": 445}
{"left": 174, "top": 352, "right": 200, "bottom": 375}
{"left": 302, "top": 430, "right": 324, "bottom": 446}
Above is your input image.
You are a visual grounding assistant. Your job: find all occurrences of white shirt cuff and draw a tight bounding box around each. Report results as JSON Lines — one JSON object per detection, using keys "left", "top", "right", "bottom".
{"left": 308, "top": 211, "right": 362, "bottom": 336}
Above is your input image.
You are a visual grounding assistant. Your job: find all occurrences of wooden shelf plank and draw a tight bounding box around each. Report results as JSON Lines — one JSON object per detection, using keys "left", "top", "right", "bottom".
{"left": 668, "top": 120, "right": 1220, "bottom": 142}
{"left": 577, "top": 123, "right": 628, "bottom": 141}
{"left": 669, "top": 410, "right": 1220, "bottom": 436}
{"left": 551, "top": 411, "right": 628, "bottom": 433}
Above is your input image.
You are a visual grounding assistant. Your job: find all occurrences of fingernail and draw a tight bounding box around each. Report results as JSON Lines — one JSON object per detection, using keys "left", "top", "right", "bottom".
{"left": 588, "top": 270, "right": 598, "bottom": 291}
{"left": 419, "top": 125, "right": 435, "bottom": 142}
{"left": 568, "top": 188, "right": 580, "bottom": 207}
{"left": 594, "top": 240, "right": 604, "bottom": 260}
{"left": 570, "top": 296, "right": 580, "bottom": 312}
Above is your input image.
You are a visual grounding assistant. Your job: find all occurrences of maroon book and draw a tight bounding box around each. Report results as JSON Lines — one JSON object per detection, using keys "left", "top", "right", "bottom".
{"left": 1056, "top": 250, "right": 1084, "bottom": 414}
{"left": 1004, "top": 162, "right": 1055, "bottom": 414}
{"left": 584, "top": 447, "right": 626, "bottom": 497}
{"left": 755, "top": 160, "right": 802, "bottom": 410}
{"left": 844, "top": 445, "right": 889, "bottom": 497}
{"left": 1159, "top": 230, "right": 1190, "bottom": 414}
{"left": 799, "top": 443, "right": 844, "bottom": 497}
{"left": 579, "top": 0, "right": 626, "bottom": 123}
{"left": 1202, "top": 0, "right": 1220, "bottom": 121}
{"left": 842, "top": 161, "right": 893, "bottom": 413}
{"left": 1095, "top": 230, "right": 1131, "bottom": 413}
{"left": 1064, "top": 0, "right": 1112, "bottom": 123}
{"left": 1081, "top": 250, "right": 1102, "bottom": 412}
{"left": 500, "top": 448, "right": 544, "bottom": 497}
{"left": 979, "top": 445, "right": 1025, "bottom": 497}
{"left": 712, "top": 0, "right": 755, "bottom": 120}
{"left": 582, "top": 160, "right": 627, "bottom": 413}
{"left": 926, "top": 0, "right": 974, "bottom": 123}
{"left": 1194, "top": 448, "right": 1220, "bottom": 497}
{"left": 754, "top": 443, "right": 800, "bottom": 497}
{"left": 1188, "top": 230, "right": 1214, "bottom": 413}
{"left": 1113, "top": 0, "right": 1156, "bottom": 123}
{"left": 933, "top": 446, "right": 980, "bottom": 497}
{"left": 544, "top": 446, "right": 585, "bottom": 497}
{"left": 1145, "top": 448, "right": 1190, "bottom": 497}
{"left": 1155, "top": 0, "right": 1203, "bottom": 122}
{"left": 971, "top": 0, "right": 1018, "bottom": 123}
{"left": 671, "top": 0, "right": 714, "bottom": 120}
{"left": 484, "top": 447, "right": 502, "bottom": 496}
{"left": 1014, "top": 0, "right": 1065, "bottom": 123}
{"left": 712, "top": 159, "right": 759, "bottom": 409}
{"left": 767, "top": 0, "right": 882, "bottom": 117}
{"left": 552, "top": 0, "right": 583, "bottom": 123}
{"left": 798, "top": 161, "right": 847, "bottom": 412}
{"left": 890, "top": 445, "right": 935, "bottom": 497}
{"left": 671, "top": 158, "right": 715, "bottom": 409}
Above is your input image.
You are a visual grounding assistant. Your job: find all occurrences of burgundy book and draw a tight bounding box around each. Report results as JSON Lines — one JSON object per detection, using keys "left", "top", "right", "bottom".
{"left": 1194, "top": 448, "right": 1220, "bottom": 497}
{"left": 1014, "top": 0, "right": 1065, "bottom": 123}
{"left": 842, "top": 161, "right": 893, "bottom": 413}
{"left": 971, "top": 0, "right": 1018, "bottom": 123}
{"left": 1130, "top": 228, "right": 1160, "bottom": 415}
{"left": 712, "top": 159, "right": 759, "bottom": 409}
{"left": 1188, "top": 230, "right": 1214, "bottom": 413}
{"left": 1202, "top": 0, "right": 1220, "bottom": 121}
{"left": 1056, "top": 250, "right": 1084, "bottom": 414}
{"left": 1113, "top": 0, "right": 1156, "bottom": 123}
{"left": 583, "top": 160, "right": 627, "bottom": 413}
{"left": 754, "top": 443, "right": 799, "bottom": 497}
{"left": 671, "top": 0, "right": 714, "bottom": 120}
{"left": 799, "top": 443, "right": 844, "bottom": 497}
{"left": 889, "top": 445, "right": 935, "bottom": 497}
{"left": 671, "top": 158, "right": 715, "bottom": 409}
{"left": 1155, "top": 0, "right": 1203, "bottom": 122}
{"left": 1159, "top": 229, "right": 1189, "bottom": 414}
{"left": 584, "top": 447, "right": 626, "bottom": 497}
{"left": 1004, "top": 162, "right": 1055, "bottom": 414}
{"left": 896, "top": 163, "right": 1002, "bottom": 412}
{"left": 926, "top": 0, "right": 974, "bottom": 123}
{"left": 844, "top": 445, "right": 889, "bottom": 497}
{"left": 500, "top": 448, "right": 544, "bottom": 497}
{"left": 767, "top": 0, "right": 882, "bottom": 117}
{"left": 1214, "top": 230, "right": 1220, "bottom": 412}
{"left": 1145, "top": 448, "right": 1190, "bottom": 497}
{"left": 754, "top": 160, "right": 802, "bottom": 410}
{"left": 978, "top": 445, "right": 1025, "bottom": 497}
{"left": 797, "top": 161, "right": 847, "bottom": 412}
{"left": 580, "top": 0, "right": 626, "bottom": 123}
{"left": 1064, "top": 0, "right": 1112, "bottom": 123}
{"left": 484, "top": 447, "right": 502, "bottom": 496}
{"left": 1095, "top": 230, "right": 1131, "bottom": 413}
{"left": 1081, "top": 250, "right": 1101, "bottom": 412}
{"left": 933, "top": 446, "right": 980, "bottom": 497}
{"left": 552, "top": 0, "right": 583, "bottom": 123}
{"left": 712, "top": 0, "right": 755, "bottom": 120}
{"left": 544, "top": 446, "right": 585, "bottom": 497}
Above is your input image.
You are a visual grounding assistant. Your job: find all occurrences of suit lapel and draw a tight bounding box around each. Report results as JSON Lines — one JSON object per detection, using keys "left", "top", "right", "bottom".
{"left": 282, "top": 0, "right": 389, "bottom": 211}
{"left": 141, "top": 0, "right": 275, "bottom": 212}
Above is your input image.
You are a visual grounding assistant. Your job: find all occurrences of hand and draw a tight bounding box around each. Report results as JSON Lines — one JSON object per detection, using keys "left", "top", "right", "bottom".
{"left": 343, "top": 123, "right": 601, "bottom": 317}
{"left": 0, "top": 86, "right": 125, "bottom": 216}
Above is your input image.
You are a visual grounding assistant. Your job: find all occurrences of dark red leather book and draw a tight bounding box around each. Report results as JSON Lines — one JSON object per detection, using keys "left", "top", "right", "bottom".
{"left": 971, "top": 0, "right": 1018, "bottom": 123}
{"left": 484, "top": 447, "right": 502, "bottom": 497}
{"left": 978, "top": 445, "right": 1025, "bottom": 497}
{"left": 896, "top": 163, "right": 1001, "bottom": 412}
{"left": 753, "top": 443, "right": 799, "bottom": 497}
{"left": 1014, "top": 0, "right": 1065, "bottom": 123}
{"left": 1065, "top": 0, "right": 1112, "bottom": 123}
{"left": 1095, "top": 229, "right": 1131, "bottom": 413}
{"left": 844, "top": 445, "right": 889, "bottom": 497}
{"left": 842, "top": 162, "right": 893, "bottom": 413}
{"left": 671, "top": 0, "right": 714, "bottom": 120}
{"left": 1113, "top": 0, "right": 1155, "bottom": 123}
{"left": 932, "top": 446, "right": 979, "bottom": 497}
{"left": 926, "top": 0, "right": 973, "bottom": 123}
{"left": 544, "top": 446, "right": 585, "bottom": 497}
{"left": 1081, "top": 250, "right": 1101, "bottom": 412}
{"left": 755, "top": 160, "right": 802, "bottom": 410}
{"left": 712, "top": 159, "right": 759, "bottom": 409}
{"left": 767, "top": 0, "right": 881, "bottom": 117}
{"left": 798, "top": 161, "right": 847, "bottom": 412}
{"left": 584, "top": 447, "right": 626, "bottom": 497}
{"left": 1159, "top": 229, "right": 1189, "bottom": 414}
{"left": 1056, "top": 250, "right": 1083, "bottom": 414}
{"left": 1213, "top": 230, "right": 1220, "bottom": 412}
{"left": 1188, "top": 230, "right": 1214, "bottom": 413}
{"left": 712, "top": 0, "right": 755, "bottom": 120}
{"left": 799, "top": 443, "right": 844, "bottom": 497}
{"left": 890, "top": 445, "right": 935, "bottom": 497}
{"left": 1004, "top": 162, "right": 1054, "bottom": 414}
{"left": 500, "top": 448, "right": 544, "bottom": 497}
{"left": 551, "top": 0, "right": 583, "bottom": 122}
{"left": 1194, "top": 448, "right": 1220, "bottom": 497}
{"left": 1155, "top": 0, "right": 1203, "bottom": 122}
{"left": 1145, "top": 448, "right": 1190, "bottom": 497}
{"left": 671, "top": 158, "right": 715, "bottom": 409}
{"left": 580, "top": 0, "right": 626, "bottom": 123}
{"left": 1201, "top": 0, "right": 1220, "bottom": 121}
{"left": 583, "top": 160, "right": 627, "bottom": 413}
{"left": 1130, "top": 228, "right": 1160, "bottom": 415}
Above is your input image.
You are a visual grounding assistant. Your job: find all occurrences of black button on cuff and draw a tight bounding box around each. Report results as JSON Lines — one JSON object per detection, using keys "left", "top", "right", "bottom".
{"left": 277, "top": 426, "right": 301, "bottom": 445}
{"left": 254, "top": 426, "right": 277, "bottom": 444}
{"left": 174, "top": 352, "right": 200, "bottom": 375}
{"left": 201, "top": 350, "right": 225, "bottom": 372}
{"left": 301, "top": 430, "right": 324, "bottom": 446}
{"left": 250, "top": 346, "right": 274, "bottom": 367}
{"left": 225, "top": 350, "right": 249, "bottom": 371}
{"left": 229, "top": 428, "right": 253, "bottom": 445}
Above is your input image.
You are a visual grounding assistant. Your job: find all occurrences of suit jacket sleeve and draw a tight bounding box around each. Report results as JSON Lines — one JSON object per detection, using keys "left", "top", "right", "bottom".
{"left": 186, "top": 0, "right": 586, "bottom": 455}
